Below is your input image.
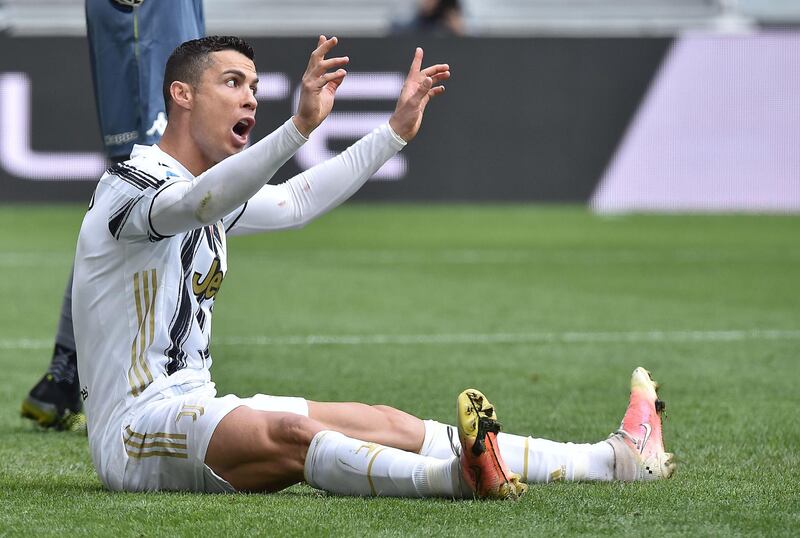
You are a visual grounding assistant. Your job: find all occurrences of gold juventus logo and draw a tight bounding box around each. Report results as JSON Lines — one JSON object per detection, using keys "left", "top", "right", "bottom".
{"left": 192, "top": 258, "right": 224, "bottom": 300}
{"left": 175, "top": 404, "right": 205, "bottom": 423}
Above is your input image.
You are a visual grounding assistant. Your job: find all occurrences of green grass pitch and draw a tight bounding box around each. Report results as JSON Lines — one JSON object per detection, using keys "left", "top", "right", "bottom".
{"left": 0, "top": 204, "right": 798, "bottom": 536}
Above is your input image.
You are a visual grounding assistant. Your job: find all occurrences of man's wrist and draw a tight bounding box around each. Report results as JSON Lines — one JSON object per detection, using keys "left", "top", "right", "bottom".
{"left": 386, "top": 123, "right": 408, "bottom": 146}
{"left": 284, "top": 117, "right": 309, "bottom": 144}
{"left": 291, "top": 115, "right": 315, "bottom": 138}
{"left": 388, "top": 117, "right": 410, "bottom": 143}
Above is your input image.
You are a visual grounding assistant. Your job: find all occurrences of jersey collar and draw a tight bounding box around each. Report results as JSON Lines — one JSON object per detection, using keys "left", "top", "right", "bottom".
{"left": 131, "top": 144, "right": 196, "bottom": 180}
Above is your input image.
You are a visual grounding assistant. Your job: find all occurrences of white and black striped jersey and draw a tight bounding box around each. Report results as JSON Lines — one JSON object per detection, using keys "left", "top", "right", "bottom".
{"left": 73, "top": 144, "right": 246, "bottom": 476}
{"left": 73, "top": 122, "right": 406, "bottom": 482}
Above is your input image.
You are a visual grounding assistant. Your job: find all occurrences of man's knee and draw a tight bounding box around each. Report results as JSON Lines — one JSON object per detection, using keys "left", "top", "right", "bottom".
{"left": 266, "top": 413, "right": 319, "bottom": 449}
{"left": 207, "top": 409, "right": 322, "bottom": 492}
{"left": 208, "top": 408, "right": 318, "bottom": 465}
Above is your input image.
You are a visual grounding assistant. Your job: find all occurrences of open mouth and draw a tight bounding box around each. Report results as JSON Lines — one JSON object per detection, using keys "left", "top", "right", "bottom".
{"left": 232, "top": 117, "right": 255, "bottom": 143}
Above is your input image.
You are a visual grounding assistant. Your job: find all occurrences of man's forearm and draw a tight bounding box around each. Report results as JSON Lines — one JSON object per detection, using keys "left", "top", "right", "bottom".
{"left": 150, "top": 118, "right": 308, "bottom": 236}
{"left": 228, "top": 123, "right": 406, "bottom": 235}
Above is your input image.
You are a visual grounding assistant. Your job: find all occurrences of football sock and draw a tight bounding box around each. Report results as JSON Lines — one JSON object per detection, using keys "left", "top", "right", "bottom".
{"left": 496, "top": 433, "right": 615, "bottom": 482}
{"left": 420, "top": 419, "right": 460, "bottom": 458}
{"left": 304, "top": 430, "right": 468, "bottom": 498}
{"left": 55, "top": 269, "right": 77, "bottom": 353}
{"left": 419, "top": 420, "right": 615, "bottom": 482}
{"left": 47, "top": 270, "right": 79, "bottom": 387}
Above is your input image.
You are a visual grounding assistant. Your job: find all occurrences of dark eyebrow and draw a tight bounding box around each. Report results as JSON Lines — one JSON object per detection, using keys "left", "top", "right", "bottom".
{"left": 221, "top": 69, "right": 259, "bottom": 85}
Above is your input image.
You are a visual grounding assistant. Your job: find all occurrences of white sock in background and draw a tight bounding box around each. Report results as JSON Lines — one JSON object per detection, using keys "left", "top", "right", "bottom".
{"left": 419, "top": 420, "right": 614, "bottom": 482}
{"left": 304, "top": 430, "right": 468, "bottom": 498}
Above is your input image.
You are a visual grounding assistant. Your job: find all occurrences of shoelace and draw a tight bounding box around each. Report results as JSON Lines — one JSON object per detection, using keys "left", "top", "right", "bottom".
{"left": 445, "top": 425, "right": 475, "bottom": 498}
{"left": 446, "top": 425, "right": 461, "bottom": 458}
{"left": 47, "top": 345, "right": 78, "bottom": 385}
{"left": 611, "top": 428, "right": 638, "bottom": 444}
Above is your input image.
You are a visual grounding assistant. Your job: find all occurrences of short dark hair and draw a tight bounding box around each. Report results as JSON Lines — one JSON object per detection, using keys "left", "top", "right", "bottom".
{"left": 162, "top": 36, "right": 255, "bottom": 115}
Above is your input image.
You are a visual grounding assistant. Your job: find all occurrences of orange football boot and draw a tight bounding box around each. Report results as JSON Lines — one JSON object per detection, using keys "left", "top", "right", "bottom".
{"left": 457, "top": 389, "right": 527, "bottom": 499}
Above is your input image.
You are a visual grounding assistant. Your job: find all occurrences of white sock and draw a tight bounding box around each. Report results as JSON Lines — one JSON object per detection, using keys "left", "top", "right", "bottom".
{"left": 496, "top": 433, "right": 615, "bottom": 482}
{"left": 304, "top": 430, "right": 468, "bottom": 498}
{"left": 420, "top": 420, "right": 460, "bottom": 459}
{"left": 420, "top": 420, "right": 615, "bottom": 482}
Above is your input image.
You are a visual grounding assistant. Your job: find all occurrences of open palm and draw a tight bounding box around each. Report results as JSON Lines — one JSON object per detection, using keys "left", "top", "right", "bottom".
{"left": 292, "top": 35, "right": 349, "bottom": 138}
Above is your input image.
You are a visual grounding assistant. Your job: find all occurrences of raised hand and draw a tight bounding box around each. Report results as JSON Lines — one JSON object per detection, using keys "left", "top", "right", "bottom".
{"left": 292, "top": 36, "right": 349, "bottom": 137}
{"left": 388, "top": 48, "right": 450, "bottom": 142}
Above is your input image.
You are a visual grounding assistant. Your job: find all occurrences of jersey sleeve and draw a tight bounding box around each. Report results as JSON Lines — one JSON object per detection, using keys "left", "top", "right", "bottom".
{"left": 148, "top": 118, "right": 307, "bottom": 237}
{"left": 224, "top": 123, "right": 406, "bottom": 236}
{"left": 221, "top": 202, "right": 248, "bottom": 233}
{"left": 102, "top": 162, "right": 187, "bottom": 242}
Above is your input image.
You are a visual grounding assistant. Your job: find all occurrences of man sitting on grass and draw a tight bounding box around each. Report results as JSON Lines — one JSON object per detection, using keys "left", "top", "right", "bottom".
{"left": 72, "top": 35, "right": 675, "bottom": 496}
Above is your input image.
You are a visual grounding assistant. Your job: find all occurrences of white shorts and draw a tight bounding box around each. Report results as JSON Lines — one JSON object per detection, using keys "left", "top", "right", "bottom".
{"left": 112, "top": 389, "right": 308, "bottom": 492}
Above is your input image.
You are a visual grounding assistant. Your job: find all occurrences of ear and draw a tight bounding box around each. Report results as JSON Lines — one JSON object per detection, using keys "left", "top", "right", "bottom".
{"left": 169, "top": 81, "right": 193, "bottom": 111}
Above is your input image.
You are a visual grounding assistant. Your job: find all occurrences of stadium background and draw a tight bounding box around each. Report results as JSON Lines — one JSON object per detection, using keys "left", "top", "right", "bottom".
{"left": 1, "top": 1, "right": 799, "bottom": 536}
{"left": 2, "top": 0, "right": 799, "bottom": 211}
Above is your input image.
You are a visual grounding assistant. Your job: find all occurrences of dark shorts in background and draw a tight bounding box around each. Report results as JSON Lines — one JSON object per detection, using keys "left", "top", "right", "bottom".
{"left": 85, "top": 0, "right": 204, "bottom": 159}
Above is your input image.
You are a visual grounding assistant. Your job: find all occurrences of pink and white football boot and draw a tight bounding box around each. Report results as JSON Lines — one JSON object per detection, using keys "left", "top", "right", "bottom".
{"left": 606, "top": 367, "right": 676, "bottom": 481}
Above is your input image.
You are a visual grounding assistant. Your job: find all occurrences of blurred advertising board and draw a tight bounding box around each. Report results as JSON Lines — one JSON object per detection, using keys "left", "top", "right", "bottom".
{"left": 13, "top": 35, "right": 769, "bottom": 206}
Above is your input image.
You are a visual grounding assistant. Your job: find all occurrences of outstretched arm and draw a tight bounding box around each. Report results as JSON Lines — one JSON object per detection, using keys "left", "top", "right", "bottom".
{"left": 226, "top": 123, "right": 405, "bottom": 234}
{"left": 227, "top": 48, "right": 450, "bottom": 235}
{"left": 150, "top": 36, "right": 349, "bottom": 237}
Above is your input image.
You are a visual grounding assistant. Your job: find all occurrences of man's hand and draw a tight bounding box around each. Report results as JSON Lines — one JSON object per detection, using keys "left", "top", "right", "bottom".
{"left": 292, "top": 36, "right": 349, "bottom": 138}
{"left": 389, "top": 48, "right": 450, "bottom": 143}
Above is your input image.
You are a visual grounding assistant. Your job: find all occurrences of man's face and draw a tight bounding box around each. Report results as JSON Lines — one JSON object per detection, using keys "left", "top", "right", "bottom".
{"left": 189, "top": 49, "right": 258, "bottom": 167}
